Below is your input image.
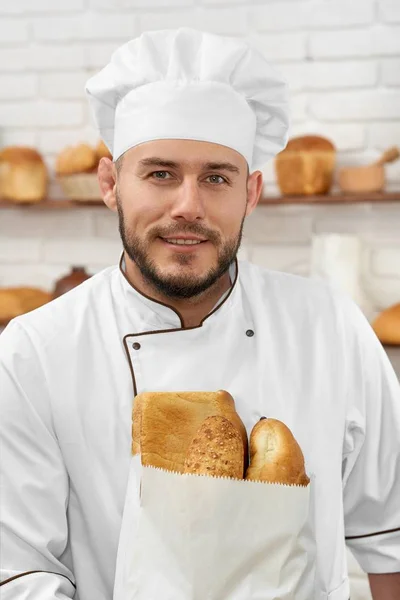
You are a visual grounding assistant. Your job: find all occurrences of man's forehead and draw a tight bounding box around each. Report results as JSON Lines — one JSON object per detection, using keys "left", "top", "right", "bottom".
{"left": 122, "top": 140, "right": 246, "bottom": 172}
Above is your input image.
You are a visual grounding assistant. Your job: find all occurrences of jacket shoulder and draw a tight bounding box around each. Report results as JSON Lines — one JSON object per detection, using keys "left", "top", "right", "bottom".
{"left": 6, "top": 266, "right": 116, "bottom": 345}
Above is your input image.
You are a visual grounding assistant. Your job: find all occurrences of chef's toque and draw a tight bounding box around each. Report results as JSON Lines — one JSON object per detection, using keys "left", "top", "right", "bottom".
{"left": 85, "top": 27, "right": 289, "bottom": 170}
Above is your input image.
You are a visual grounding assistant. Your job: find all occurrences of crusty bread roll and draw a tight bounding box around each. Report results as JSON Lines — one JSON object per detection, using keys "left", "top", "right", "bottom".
{"left": 0, "top": 287, "right": 51, "bottom": 324}
{"left": 275, "top": 135, "right": 336, "bottom": 196}
{"left": 184, "top": 415, "right": 244, "bottom": 479}
{"left": 132, "top": 390, "right": 248, "bottom": 475}
{"left": 372, "top": 303, "right": 400, "bottom": 346}
{"left": 56, "top": 143, "right": 97, "bottom": 176}
{"left": 0, "top": 146, "right": 47, "bottom": 203}
{"left": 245, "top": 417, "right": 309, "bottom": 486}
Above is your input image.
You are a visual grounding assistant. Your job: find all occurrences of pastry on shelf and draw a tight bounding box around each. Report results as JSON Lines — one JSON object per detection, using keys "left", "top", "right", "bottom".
{"left": 55, "top": 143, "right": 98, "bottom": 176}
{"left": 0, "top": 287, "right": 52, "bottom": 324}
{"left": 274, "top": 135, "right": 336, "bottom": 196}
{"left": 56, "top": 140, "right": 110, "bottom": 202}
{"left": 373, "top": 302, "right": 400, "bottom": 346}
{"left": 0, "top": 146, "right": 48, "bottom": 204}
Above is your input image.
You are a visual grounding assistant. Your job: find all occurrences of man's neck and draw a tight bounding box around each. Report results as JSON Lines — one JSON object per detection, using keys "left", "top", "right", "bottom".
{"left": 123, "top": 254, "right": 233, "bottom": 328}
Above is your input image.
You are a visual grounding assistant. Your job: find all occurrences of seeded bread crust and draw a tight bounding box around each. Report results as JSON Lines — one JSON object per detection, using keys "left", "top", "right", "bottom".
{"left": 184, "top": 415, "right": 244, "bottom": 479}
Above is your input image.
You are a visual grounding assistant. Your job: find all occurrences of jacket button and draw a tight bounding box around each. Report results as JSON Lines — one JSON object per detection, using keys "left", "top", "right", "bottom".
{"left": 132, "top": 342, "right": 141, "bottom": 350}
{"left": 246, "top": 329, "right": 254, "bottom": 337}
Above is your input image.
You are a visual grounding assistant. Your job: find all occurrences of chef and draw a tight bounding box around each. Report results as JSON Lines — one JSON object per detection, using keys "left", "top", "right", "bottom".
{"left": 1, "top": 27, "right": 399, "bottom": 600}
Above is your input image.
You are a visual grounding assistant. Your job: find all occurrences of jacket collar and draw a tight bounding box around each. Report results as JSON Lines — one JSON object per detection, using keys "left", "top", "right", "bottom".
{"left": 117, "top": 251, "right": 239, "bottom": 330}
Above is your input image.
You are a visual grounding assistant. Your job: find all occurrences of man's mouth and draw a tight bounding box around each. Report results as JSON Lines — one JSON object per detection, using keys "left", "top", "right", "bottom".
{"left": 160, "top": 237, "right": 208, "bottom": 246}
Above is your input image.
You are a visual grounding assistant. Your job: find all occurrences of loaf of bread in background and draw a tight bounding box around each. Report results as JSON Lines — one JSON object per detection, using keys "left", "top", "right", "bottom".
{"left": 0, "top": 146, "right": 48, "bottom": 203}
{"left": 245, "top": 417, "right": 310, "bottom": 486}
{"left": 373, "top": 303, "right": 400, "bottom": 346}
{"left": 275, "top": 135, "right": 336, "bottom": 196}
{"left": 184, "top": 415, "right": 244, "bottom": 479}
{"left": 55, "top": 143, "right": 98, "bottom": 176}
{"left": 132, "top": 390, "right": 248, "bottom": 475}
{"left": 0, "top": 287, "right": 52, "bottom": 324}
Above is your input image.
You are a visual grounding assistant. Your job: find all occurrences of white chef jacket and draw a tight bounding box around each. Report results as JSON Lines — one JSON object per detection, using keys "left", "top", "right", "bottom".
{"left": 1, "top": 256, "right": 399, "bottom": 600}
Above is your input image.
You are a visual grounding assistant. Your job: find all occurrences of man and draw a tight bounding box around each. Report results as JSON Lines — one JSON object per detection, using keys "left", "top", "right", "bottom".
{"left": 1, "top": 28, "right": 399, "bottom": 600}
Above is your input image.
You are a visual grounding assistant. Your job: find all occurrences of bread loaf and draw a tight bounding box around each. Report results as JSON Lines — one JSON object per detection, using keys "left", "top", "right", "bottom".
{"left": 275, "top": 135, "right": 335, "bottom": 196}
{"left": 56, "top": 143, "right": 97, "bottom": 176}
{"left": 184, "top": 415, "right": 244, "bottom": 479}
{"left": 132, "top": 390, "right": 248, "bottom": 475}
{"left": 0, "top": 146, "right": 47, "bottom": 203}
{"left": 245, "top": 417, "right": 309, "bottom": 486}
{"left": 0, "top": 287, "right": 51, "bottom": 324}
{"left": 372, "top": 303, "right": 400, "bottom": 346}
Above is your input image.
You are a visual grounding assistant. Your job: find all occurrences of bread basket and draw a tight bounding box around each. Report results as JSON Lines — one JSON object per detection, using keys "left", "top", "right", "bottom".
{"left": 57, "top": 173, "right": 102, "bottom": 202}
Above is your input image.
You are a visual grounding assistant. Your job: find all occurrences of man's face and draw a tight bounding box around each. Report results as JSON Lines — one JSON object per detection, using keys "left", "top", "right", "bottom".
{"left": 115, "top": 139, "right": 250, "bottom": 300}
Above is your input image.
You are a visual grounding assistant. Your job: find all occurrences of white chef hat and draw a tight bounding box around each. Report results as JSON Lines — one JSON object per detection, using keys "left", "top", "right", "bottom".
{"left": 85, "top": 28, "right": 289, "bottom": 171}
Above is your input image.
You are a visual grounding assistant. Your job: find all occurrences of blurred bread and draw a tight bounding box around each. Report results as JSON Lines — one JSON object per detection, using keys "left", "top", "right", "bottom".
{"left": 0, "top": 287, "right": 51, "bottom": 324}
{"left": 275, "top": 135, "right": 336, "bottom": 196}
{"left": 245, "top": 417, "right": 310, "bottom": 486}
{"left": 372, "top": 303, "right": 400, "bottom": 346}
{"left": 184, "top": 415, "right": 244, "bottom": 479}
{"left": 132, "top": 390, "right": 248, "bottom": 475}
{"left": 95, "top": 139, "right": 112, "bottom": 161}
{"left": 56, "top": 143, "right": 97, "bottom": 176}
{"left": 0, "top": 146, "right": 47, "bottom": 203}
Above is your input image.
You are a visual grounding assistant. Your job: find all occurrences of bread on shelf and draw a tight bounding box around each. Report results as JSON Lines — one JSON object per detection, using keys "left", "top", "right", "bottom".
{"left": 55, "top": 143, "right": 98, "bottom": 176}
{"left": 274, "top": 135, "right": 336, "bottom": 196}
{"left": 0, "top": 146, "right": 48, "bottom": 203}
{"left": 0, "top": 287, "right": 52, "bottom": 324}
{"left": 55, "top": 140, "right": 110, "bottom": 201}
{"left": 373, "top": 303, "right": 400, "bottom": 346}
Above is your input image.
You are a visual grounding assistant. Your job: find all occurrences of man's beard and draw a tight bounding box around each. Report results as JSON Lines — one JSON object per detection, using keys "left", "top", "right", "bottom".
{"left": 116, "top": 195, "right": 245, "bottom": 300}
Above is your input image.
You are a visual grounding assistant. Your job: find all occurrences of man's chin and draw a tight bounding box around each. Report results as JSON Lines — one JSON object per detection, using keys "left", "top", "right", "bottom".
{"left": 143, "top": 265, "right": 222, "bottom": 299}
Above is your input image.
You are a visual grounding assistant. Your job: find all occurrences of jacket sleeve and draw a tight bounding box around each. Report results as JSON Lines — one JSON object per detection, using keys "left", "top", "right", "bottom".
{"left": 340, "top": 297, "right": 400, "bottom": 574}
{"left": 0, "top": 320, "right": 76, "bottom": 599}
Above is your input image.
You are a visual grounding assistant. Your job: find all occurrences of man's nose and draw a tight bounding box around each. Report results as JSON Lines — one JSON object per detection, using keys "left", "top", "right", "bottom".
{"left": 170, "top": 178, "right": 206, "bottom": 222}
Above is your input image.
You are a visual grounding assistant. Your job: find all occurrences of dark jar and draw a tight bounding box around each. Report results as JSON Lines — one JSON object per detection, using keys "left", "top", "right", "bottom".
{"left": 52, "top": 266, "right": 91, "bottom": 299}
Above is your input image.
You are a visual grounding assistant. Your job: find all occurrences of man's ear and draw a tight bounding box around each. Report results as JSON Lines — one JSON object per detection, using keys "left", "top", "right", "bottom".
{"left": 245, "top": 170, "right": 263, "bottom": 217}
{"left": 98, "top": 157, "right": 117, "bottom": 212}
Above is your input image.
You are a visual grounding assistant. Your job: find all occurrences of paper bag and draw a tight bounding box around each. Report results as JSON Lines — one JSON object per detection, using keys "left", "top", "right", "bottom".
{"left": 113, "top": 455, "right": 316, "bottom": 600}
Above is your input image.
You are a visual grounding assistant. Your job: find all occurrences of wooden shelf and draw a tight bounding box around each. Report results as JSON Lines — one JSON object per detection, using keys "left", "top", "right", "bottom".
{"left": 0, "top": 199, "right": 105, "bottom": 209}
{"left": 260, "top": 192, "right": 400, "bottom": 205}
{"left": 1, "top": 192, "right": 400, "bottom": 209}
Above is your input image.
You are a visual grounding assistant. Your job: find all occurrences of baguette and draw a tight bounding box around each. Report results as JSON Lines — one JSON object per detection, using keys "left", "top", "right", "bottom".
{"left": 245, "top": 417, "right": 309, "bottom": 486}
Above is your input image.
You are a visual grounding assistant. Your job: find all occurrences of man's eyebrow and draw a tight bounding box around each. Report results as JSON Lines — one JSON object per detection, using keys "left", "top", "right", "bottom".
{"left": 138, "top": 158, "right": 179, "bottom": 169}
{"left": 202, "top": 162, "right": 240, "bottom": 174}
{"left": 137, "top": 157, "right": 240, "bottom": 174}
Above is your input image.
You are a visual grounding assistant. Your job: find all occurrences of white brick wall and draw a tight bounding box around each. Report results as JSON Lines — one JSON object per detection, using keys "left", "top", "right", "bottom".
{"left": 0, "top": 4, "right": 399, "bottom": 596}
{"left": 0, "top": 0, "right": 397, "bottom": 302}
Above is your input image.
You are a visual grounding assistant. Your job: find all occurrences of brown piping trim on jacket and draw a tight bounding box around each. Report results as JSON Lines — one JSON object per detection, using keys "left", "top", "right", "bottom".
{"left": 0, "top": 570, "right": 76, "bottom": 589}
{"left": 119, "top": 252, "right": 184, "bottom": 327}
{"left": 118, "top": 252, "right": 239, "bottom": 331}
{"left": 345, "top": 526, "right": 400, "bottom": 540}
{"left": 120, "top": 253, "right": 239, "bottom": 399}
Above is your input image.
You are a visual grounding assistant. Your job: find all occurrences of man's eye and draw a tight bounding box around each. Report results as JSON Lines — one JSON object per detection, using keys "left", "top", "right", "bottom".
{"left": 207, "top": 175, "right": 226, "bottom": 184}
{"left": 151, "top": 171, "right": 171, "bottom": 179}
